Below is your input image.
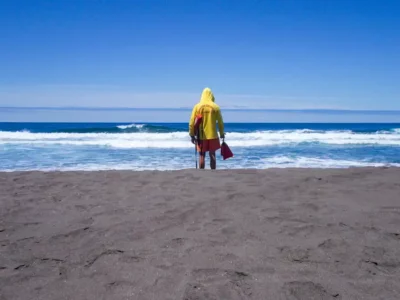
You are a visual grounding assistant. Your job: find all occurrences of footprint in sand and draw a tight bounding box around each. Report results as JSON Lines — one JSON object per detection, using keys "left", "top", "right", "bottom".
{"left": 182, "top": 268, "right": 253, "bottom": 299}
{"left": 360, "top": 246, "right": 400, "bottom": 275}
{"left": 281, "top": 281, "right": 341, "bottom": 299}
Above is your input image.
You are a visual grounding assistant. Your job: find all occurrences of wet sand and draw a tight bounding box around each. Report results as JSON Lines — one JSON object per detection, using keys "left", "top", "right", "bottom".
{"left": 1, "top": 168, "right": 400, "bottom": 299}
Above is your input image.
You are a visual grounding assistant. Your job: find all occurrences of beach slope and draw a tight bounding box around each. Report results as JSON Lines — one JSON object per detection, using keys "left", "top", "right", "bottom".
{"left": 1, "top": 168, "right": 400, "bottom": 299}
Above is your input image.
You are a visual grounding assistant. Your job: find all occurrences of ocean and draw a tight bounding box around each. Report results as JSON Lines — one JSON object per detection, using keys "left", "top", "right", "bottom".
{"left": 1, "top": 122, "right": 400, "bottom": 171}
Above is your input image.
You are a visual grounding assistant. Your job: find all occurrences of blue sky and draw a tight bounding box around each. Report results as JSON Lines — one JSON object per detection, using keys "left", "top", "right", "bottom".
{"left": 0, "top": 0, "right": 399, "bottom": 111}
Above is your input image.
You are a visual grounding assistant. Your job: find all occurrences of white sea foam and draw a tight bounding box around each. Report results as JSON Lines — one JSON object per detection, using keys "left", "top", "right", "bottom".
{"left": 261, "top": 156, "right": 400, "bottom": 168}
{"left": 0, "top": 129, "right": 400, "bottom": 148}
{"left": 1, "top": 155, "right": 399, "bottom": 172}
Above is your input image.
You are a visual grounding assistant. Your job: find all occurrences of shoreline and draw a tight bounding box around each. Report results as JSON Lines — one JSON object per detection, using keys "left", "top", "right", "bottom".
{"left": 1, "top": 165, "right": 399, "bottom": 173}
{"left": 1, "top": 168, "right": 400, "bottom": 299}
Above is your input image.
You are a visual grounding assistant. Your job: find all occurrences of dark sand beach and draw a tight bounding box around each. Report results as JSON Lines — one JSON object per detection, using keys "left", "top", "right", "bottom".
{"left": 1, "top": 168, "right": 400, "bottom": 299}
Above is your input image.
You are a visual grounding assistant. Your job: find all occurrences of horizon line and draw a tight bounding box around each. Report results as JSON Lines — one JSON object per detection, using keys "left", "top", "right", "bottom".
{"left": 1, "top": 106, "right": 400, "bottom": 114}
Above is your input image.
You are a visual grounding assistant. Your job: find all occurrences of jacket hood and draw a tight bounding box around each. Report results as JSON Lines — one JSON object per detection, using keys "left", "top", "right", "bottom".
{"left": 200, "top": 87, "right": 215, "bottom": 103}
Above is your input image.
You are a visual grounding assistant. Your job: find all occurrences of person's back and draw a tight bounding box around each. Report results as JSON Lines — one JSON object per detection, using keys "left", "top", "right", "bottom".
{"left": 189, "top": 88, "right": 225, "bottom": 169}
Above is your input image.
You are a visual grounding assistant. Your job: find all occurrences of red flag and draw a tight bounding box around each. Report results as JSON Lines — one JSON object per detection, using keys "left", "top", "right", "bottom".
{"left": 221, "top": 141, "right": 233, "bottom": 160}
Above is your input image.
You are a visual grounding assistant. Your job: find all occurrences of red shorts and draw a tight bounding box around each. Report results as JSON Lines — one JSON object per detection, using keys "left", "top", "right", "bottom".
{"left": 197, "top": 138, "right": 220, "bottom": 153}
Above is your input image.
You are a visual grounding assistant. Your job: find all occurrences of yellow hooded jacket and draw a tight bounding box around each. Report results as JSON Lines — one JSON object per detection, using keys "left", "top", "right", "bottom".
{"left": 189, "top": 88, "right": 224, "bottom": 140}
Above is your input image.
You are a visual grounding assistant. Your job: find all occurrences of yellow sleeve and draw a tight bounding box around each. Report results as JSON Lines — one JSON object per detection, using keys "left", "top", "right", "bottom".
{"left": 217, "top": 108, "right": 225, "bottom": 136}
{"left": 189, "top": 105, "right": 197, "bottom": 136}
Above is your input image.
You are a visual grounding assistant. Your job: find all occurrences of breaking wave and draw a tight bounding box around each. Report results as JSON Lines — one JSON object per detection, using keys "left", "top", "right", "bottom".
{"left": 53, "top": 123, "right": 184, "bottom": 133}
{"left": 0, "top": 128, "right": 400, "bottom": 148}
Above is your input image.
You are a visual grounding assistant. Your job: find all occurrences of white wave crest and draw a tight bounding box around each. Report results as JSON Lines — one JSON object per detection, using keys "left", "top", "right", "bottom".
{"left": 0, "top": 129, "right": 400, "bottom": 149}
{"left": 116, "top": 123, "right": 144, "bottom": 130}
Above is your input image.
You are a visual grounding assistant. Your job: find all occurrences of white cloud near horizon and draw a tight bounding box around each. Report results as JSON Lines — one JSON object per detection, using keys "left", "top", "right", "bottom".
{"left": 0, "top": 84, "right": 397, "bottom": 110}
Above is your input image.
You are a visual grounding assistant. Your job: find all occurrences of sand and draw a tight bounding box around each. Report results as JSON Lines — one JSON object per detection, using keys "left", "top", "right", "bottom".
{"left": 1, "top": 168, "right": 400, "bottom": 300}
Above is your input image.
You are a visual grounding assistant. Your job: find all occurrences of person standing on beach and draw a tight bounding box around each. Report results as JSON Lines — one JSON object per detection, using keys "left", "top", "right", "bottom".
{"left": 189, "top": 87, "right": 225, "bottom": 169}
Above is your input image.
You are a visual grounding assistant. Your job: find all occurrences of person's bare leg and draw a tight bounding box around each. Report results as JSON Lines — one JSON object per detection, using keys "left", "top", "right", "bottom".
{"left": 209, "top": 151, "right": 216, "bottom": 169}
{"left": 199, "top": 152, "right": 206, "bottom": 169}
